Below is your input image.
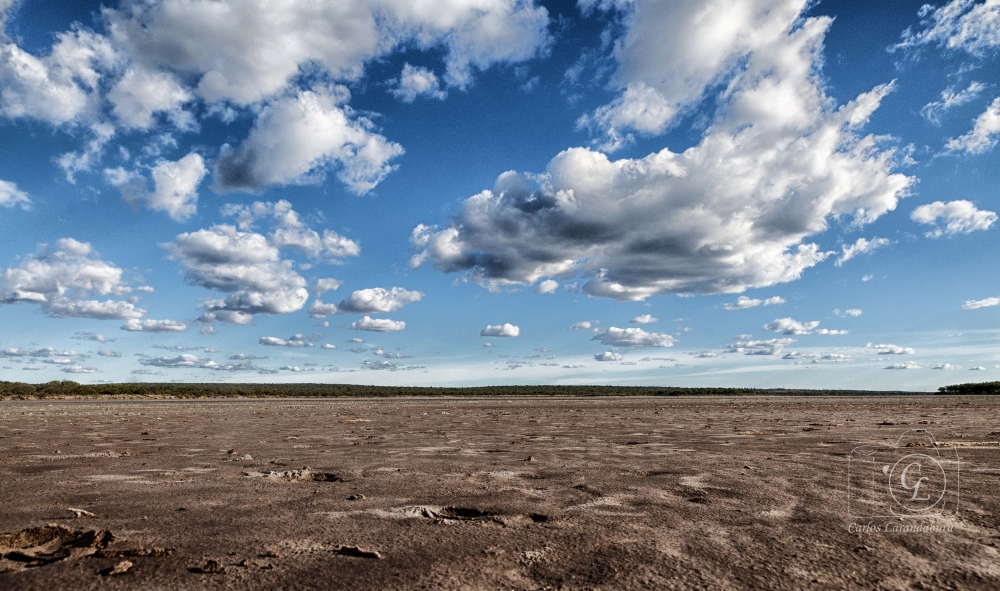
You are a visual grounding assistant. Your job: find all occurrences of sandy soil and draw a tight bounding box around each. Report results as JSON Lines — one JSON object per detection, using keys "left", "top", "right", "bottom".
{"left": 1, "top": 396, "right": 998, "bottom": 590}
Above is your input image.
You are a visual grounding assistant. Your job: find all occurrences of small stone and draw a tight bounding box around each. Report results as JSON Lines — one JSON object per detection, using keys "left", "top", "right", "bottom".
{"left": 67, "top": 507, "right": 96, "bottom": 518}
{"left": 192, "top": 559, "right": 226, "bottom": 574}
{"left": 101, "top": 560, "right": 133, "bottom": 576}
{"left": 347, "top": 494, "right": 366, "bottom": 501}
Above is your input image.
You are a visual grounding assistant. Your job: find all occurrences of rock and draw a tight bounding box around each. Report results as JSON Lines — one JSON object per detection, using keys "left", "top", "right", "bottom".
{"left": 100, "top": 560, "right": 132, "bottom": 576}
{"left": 191, "top": 559, "right": 226, "bottom": 574}
{"left": 67, "top": 508, "right": 96, "bottom": 518}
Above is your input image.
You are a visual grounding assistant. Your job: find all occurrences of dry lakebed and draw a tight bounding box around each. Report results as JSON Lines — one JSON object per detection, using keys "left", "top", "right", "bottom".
{"left": 1, "top": 395, "right": 999, "bottom": 590}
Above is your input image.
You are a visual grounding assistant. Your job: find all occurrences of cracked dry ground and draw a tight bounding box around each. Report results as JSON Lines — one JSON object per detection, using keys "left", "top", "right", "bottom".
{"left": 1, "top": 396, "right": 999, "bottom": 590}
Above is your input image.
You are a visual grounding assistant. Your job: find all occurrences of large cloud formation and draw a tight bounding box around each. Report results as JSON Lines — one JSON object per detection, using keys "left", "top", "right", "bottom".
{"left": 410, "top": 1, "right": 913, "bottom": 301}
{"left": 1, "top": 0, "right": 552, "bottom": 194}
{"left": 1, "top": 238, "right": 148, "bottom": 319}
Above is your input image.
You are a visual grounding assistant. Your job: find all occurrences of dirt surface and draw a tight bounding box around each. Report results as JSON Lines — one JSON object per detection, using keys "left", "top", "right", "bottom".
{"left": 1, "top": 396, "right": 999, "bottom": 590}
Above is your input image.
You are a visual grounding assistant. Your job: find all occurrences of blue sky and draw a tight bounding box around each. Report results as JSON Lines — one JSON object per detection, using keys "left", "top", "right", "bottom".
{"left": 2, "top": 0, "right": 1000, "bottom": 389}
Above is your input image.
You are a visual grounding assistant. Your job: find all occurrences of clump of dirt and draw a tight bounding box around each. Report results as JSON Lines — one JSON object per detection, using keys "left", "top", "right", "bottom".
{"left": 243, "top": 468, "right": 341, "bottom": 482}
{"left": 190, "top": 559, "right": 226, "bottom": 574}
{"left": 99, "top": 560, "right": 132, "bottom": 576}
{"left": 0, "top": 525, "right": 114, "bottom": 573}
{"left": 95, "top": 547, "right": 175, "bottom": 558}
{"left": 334, "top": 545, "right": 382, "bottom": 559}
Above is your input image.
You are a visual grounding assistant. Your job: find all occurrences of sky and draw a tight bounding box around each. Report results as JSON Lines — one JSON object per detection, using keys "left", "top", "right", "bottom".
{"left": 1, "top": 0, "right": 1000, "bottom": 390}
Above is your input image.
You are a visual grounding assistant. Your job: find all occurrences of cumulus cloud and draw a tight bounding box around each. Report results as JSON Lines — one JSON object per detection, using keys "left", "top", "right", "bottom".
{"left": 962, "top": 297, "right": 1000, "bottom": 309}
{"left": 594, "top": 351, "right": 623, "bottom": 361}
{"left": 107, "top": 66, "right": 193, "bottom": 130}
{"left": 836, "top": 237, "right": 890, "bottom": 266}
{"left": 62, "top": 365, "right": 97, "bottom": 373}
{"left": 569, "top": 321, "right": 592, "bottom": 330}
{"left": 763, "top": 318, "right": 819, "bottom": 335}
{"left": 313, "top": 278, "right": 343, "bottom": 296}
{"left": 259, "top": 334, "right": 312, "bottom": 347}
{"left": 535, "top": 279, "right": 559, "bottom": 294}
{"left": 322, "top": 343, "right": 337, "bottom": 350}
{"left": 911, "top": 200, "right": 997, "bottom": 237}
{"left": 866, "top": 342, "right": 915, "bottom": 355}
{"left": 921, "top": 81, "right": 986, "bottom": 125}
{"left": 336, "top": 287, "right": 424, "bottom": 314}
{"left": 215, "top": 86, "right": 404, "bottom": 194}
{"left": 350, "top": 316, "right": 406, "bottom": 332}
{"left": 165, "top": 224, "right": 309, "bottom": 322}
{"left": 410, "top": 4, "right": 912, "bottom": 301}
{"left": 391, "top": 63, "right": 446, "bottom": 102}
{"left": 140, "top": 354, "right": 214, "bottom": 368}
{"left": 723, "top": 295, "right": 785, "bottom": 310}
{"left": 885, "top": 361, "right": 921, "bottom": 370}
{"left": 2, "top": 347, "right": 79, "bottom": 358}
{"left": 107, "top": 152, "right": 207, "bottom": 221}
{"left": 97, "top": 349, "right": 122, "bottom": 357}
{"left": 222, "top": 200, "right": 360, "bottom": 260}
{"left": 629, "top": 314, "right": 658, "bottom": 324}
{"left": 726, "top": 337, "right": 794, "bottom": 356}
{"left": 1, "top": 238, "right": 147, "bottom": 319}
{"left": 121, "top": 318, "right": 187, "bottom": 332}
{"left": 932, "top": 363, "right": 961, "bottom": 370}
{"left": 592, "top": 326, "right": 673, "bottom": 347}
{"left": 308, "top": 300, "right": 339, "bottom": 318}
{"left": 577, "top": 0, "right": 809, "bottom": 151}
{"left": 480, "top": 323, "right": 520, "bottom": 337}
{"left": 946, "top": 97, "right": 1000, "bottom": 154}
{"left": 0, "top": 28, "right": 117, "bottom": 125}
{"left": 0, "top": 179, "right": 30, "bottom": 209}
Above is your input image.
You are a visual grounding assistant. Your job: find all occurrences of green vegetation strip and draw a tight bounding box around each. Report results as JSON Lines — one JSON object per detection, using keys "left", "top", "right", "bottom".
{"left": 0, "top": 381, "right": 938, "bottom": 400}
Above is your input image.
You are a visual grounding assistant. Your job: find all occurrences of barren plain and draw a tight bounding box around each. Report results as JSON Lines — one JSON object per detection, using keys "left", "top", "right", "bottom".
{"left": 1, "top": 395, "right": 999, "bottom": 590}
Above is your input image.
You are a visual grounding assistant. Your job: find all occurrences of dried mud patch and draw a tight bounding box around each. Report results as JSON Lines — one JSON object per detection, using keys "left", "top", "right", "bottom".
{"left": 0, "top": 525, "right": 114, "bottom": 573}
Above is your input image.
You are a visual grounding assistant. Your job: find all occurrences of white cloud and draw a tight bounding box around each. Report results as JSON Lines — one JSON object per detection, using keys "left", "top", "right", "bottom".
{"left": 308, "top": 300, "right": 340, "bottom": 318}
{"left": 895, "top": 0, "right": 1000, "bottom": 57}
{"left": 946, "top": 97, "right": 1000, "bottom": 154}
{"left": 629, "top": 314, "right": 658, "bottom": 324}
{"left": 1, "top": 238, "right": 146, "bottom": 319}
{"left": 885, "top": 362, "right": 921, "bottom": 370}
{"left": 0, "top": 29, "right": 117, "bottom": 125}
{"left": 62, "top": 365, "right": 97, "bottom": 373}
{"left": 314, "top": 278, "right": 343, "bottom": 296}
{"left": 578, "top": 0, "right": 809, "bottom": 151}
{"left": 911, "top": 200, "right": 997, "bottom": 237}
{"left": 932, "top": 363, "right": 961, "bottom": 370}
{"left": 920, "top": 81, "right": 986, "bottom": 125}
{"left": 480, "top": 323, "right": 520, "bottom": 337}
{"left": 2, "top": 347, "right": 79, "bottom": 358}
{"left": 107, "top": 67, "right": 193, "bottom": 130}
{"left": 866, "top": 342, "right": 915, "bottom": 355}
{"left": 970, "top": 365, "right": 987, "bottom": 370}
{"left": 391, "top": 63, "right": 446, "bottom": 102}
{"left": 836, "top": 237, "right": 890, "bottom": 266}
{"left": 763, "top": 317, "right": 819, "bottom": 335}
{"left": 815, "top": 328, "right": 848, "bottom": 335}
{"left": 351, "top": 316, "right": 406, "bottom": 332}
{"left": 104, "top": 0, "right": 550, "bottom": 105}
{"left": 962, "top": 297, "right": 1000, "bottom": 309}
{"left": 107, "top": 152, "right": 207, "bottom": 221}
{"left": 259, "top": 335, "right": 312, "bottom": 347}
{"left": 592, "top": 326, "right": 673, "bottom": 347}
{"left": 569, "top": 321, "right": 591, "bottom": 330}
{"left": 535, "top": 279, "right": 559, "bottom": 294}
{"left": 322, "top": 343, "right": 337, "bottom": 350}
{"left": 411, "top": 6, "right": 912, "bottom": 300}
{"left": 214, "top": 86, "right": 404, "bottom": 194}
{"left": 834, "top": 308, "right": 862, "bottom": 317}
{"left": 0, "top": 179, "right": 29, "bottom": 209}
{"left": 727, "top": 337, "right": 794, "bottom": 355}
{"left": 140, "top": 354, "right": 214, "bottom": 368}
{"left": 594, "top": 351, "right": 623, "bottom": 361}
{"left": 164, "top": 224, "right": 309, "bottom": 321}
{"left": 337, "top": 287, "right": 424, "bottom": 314}
{"left": 222, "top": 200, "right": 360, "bottom": 260}
{"left": 121, "top": 318, "right": 187, "bottom": 332}
{"left": 723, "top": 295, "right": 785, "bottom": 310}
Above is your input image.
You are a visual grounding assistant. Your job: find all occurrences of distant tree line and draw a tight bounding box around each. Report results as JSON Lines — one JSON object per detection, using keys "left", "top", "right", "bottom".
{"left": 0, "top": 381, "right": 930, "bottom": 400}
{"left": 937, "top": 382, "right": 1000, "bottom": 395}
